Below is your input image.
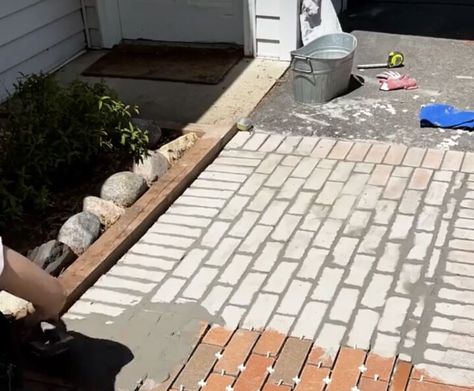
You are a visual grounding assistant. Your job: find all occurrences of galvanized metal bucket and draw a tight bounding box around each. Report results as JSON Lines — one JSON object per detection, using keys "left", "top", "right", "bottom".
{"left": 291, "top": 33, "right": 357, "bottom": 104}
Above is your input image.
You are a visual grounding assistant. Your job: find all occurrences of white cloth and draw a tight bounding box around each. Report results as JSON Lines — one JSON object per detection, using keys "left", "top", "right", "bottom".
{"left": 0, "top": 237, "right": 4, "bottom": 277}
{"left": 300, "top": 0, "right": 342, "bottom": 46}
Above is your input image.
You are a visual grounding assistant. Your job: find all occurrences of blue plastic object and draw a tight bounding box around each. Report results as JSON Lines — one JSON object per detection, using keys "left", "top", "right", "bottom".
{"left": 420, "top": 104, "right": 474, "bottom": 130}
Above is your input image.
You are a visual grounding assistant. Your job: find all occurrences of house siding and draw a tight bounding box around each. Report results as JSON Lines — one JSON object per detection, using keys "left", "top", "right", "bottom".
{"left": 0, "top": 0, "right": 87, "bottom": 101}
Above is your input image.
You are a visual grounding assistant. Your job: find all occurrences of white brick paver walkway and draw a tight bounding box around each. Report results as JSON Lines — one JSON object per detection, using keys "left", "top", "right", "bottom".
{"left": 65, "top": 132, "right": 474, "bottom": 386}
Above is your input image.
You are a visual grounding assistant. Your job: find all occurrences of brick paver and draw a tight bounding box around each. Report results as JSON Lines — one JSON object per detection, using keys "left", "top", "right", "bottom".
{"left": 65, "top": 132, "right": 474, "bottom": 388}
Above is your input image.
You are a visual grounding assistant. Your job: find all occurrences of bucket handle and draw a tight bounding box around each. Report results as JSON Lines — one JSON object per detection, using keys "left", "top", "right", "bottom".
{"left": 292, "top": 55, "right": 314, "bottom": 74}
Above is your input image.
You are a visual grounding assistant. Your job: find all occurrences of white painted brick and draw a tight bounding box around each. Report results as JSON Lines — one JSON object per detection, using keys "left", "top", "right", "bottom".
{"left": 292, "top": 157, "right": 319, "bottom": 179}
{"left": 202, "top": 221, "right": 231, "bottom": 247}
{"left": 159, "top": 214, "right": 211, "bottom": 228}
{"left": 341, "top": 173, "right": 370, "bottom": 196}
{"left": 345, "top": 255, "right": 376, "bottom": 287}
{"left": 289, "top": 192, "right": 315, "bottom": 215}
{"left": 439, "top": 288, "right": 474, "bottom": 304}
{"left": 242, "top": 133, "right": 268, "bottom": 150}
{"left": 357, "top": 186, "right": 383, "bottom": 210}
{"left": 276, "top": 135, "right": 302, "bottom": 153}
{"left": 229, "top": 211, "right": 259, "bottom": 238}
{"left": 459, "top": 208, "right": 474, "bottom": 219}
{"left": 260, "top": 200, "right": 289, "bottom": 225}
{"left": 432, "top": 316, "right": 474, "bottom": 335}
{"left": 268, "top": 314, "right": 295, "bottom": 334}
{"left": 230, "top": 272, "right": 267, "bottom": 305}
{"left": 96, "top": 275, "right": 157, "bottom": 294}
{"left": 372, "top": 333, "right": 400, "bottom": 358}
{"left": 330, "top": 194, "right": 357, "bottom": 219}
{"left": 255, "top": 154, "right": 283, "bottom": 174}
{"left": 265, "top": 166, "right": 293, "bottom": 187}
{"left": 362, "top": 274, "right": 393, "bottom": 308}
{"left": 175, "top": 196, "right": 226, "bottom": 208}
{"left": 193, "top": 179, "right": 240, "bottom": 191}
{"left": 427, "top": 331, "right": 474, "bottom": 352}
{"left": 239, "top": 173, "right": 268, "bottom": 196}
{"left": 219, "top": 254, "right": 252, "bottom": 284}
{"left": 284, "top": 230, "right": 314, "bottom": 259}
{"left": 435, "top": 302, "right": 474, "bottom": 320}
{"left": 263, "top": 262, "right": 298, "bottom": 293}
{"left": 332, "top": 237, "right": 359, "bottom": 266}
{"left": 318, "top": 159, "right": 337, "bottom": 169}
{"left": 168, "top": 205, "right": 219, "bottom": 218}
{"left": 347, "top": 309, "right": 380, "bottom": 350}
{"left": 301, "top": 205, "right": 330, "bottom": 231}
{"left": 330, "top": 288, "right": 360, "bottom": 322}
{"left": 221, "top": 305, "right": 247, "bottom": 329}
{"left": 316, "top": 323, "right": 345, "bottom": 357}
{"left": 182, "top": 267, "right": 219, "bottom": 299}
{"left": 277, "top": 280, "right": 312, "bottom": 315}
{"left": 448, "top": 250, "right": 474, "bottom": 264}
{"left": 425, "top": 181, "right": 449, "bottom": 205}
{"left": 141, "top": 233, "right": 195, "bottom": 249}
{"left": 330, "top": 161, "right": 355, "bottom": 182}
{"left": 311, "top": 267, "right": 344, "bottom": 301}
{"left": 383, "top": 177, "right": 407, "bottom": 200}
{"left": 291, "top": 302, "right": 327, "bottom": 339}
{"left": 131, "top": 243, "right": 185, "bottom": 260}
{"left": 443, "top": 198, "right": 457, "bottom": 219}
{"left": 277, "top": 177, "right": 305, "bottom": 200}
{"left": 259, "top": 134, "right": 285, "bottom": 152}
{"left": 294, "top": 136, "right": 319, "bottom": 155}
{"left": 297, "top": 248, "right": 327, "bottom": 279}
{"left": 399, "top": 190, "right": 423, "bottom": 214}
{"left": 253, "top": 242, "right": 284, "bottom": 272}
{"left": 455, "top": 218, "right": 474, "bottom": 230}
{"left": 226, "top": 132, "right": 251, "bottom": 149}
{"left": 461, "top": 200, "right": 474, "bottom": 209}
{"left": 435, "top": 220, "right": 449, "bottom": 248}
{"left": 374, "top": 200, "right": 397, "bottom": 225}
{"left": 434, "top": 170, "right": 453, "bottom": 182}
{"left": 272, "top": 214, "right": 302, "bottom": 241}
{"left": 150, "top": 223, "right": 201, "bottom": 238}
{"left": 68, "top": 300, "right": 124, "bottom": 317}
{"left": 354, "top": 162, "right": 374, "bottom": 174}
{"left": 201, "top": 286, "right": 233, "bottom": 315}
{"left": 417, "top": 206, "right": 440, "bottom": 231}
{"left": 424, "top": 349, "right": 474, "bottom": 370}
{"left": 378, "top": 297, "right": 411, "bottom": 333}
{"left": 407, "top": 232, "right": 433, "bottom": 260}
{"left": 313, "top": 219, "right": 343, "bottom": 249}
{"left": 151, "top": 278, "right": 186, "bottom": 303}
{"left": 240, "top": 225, "right": 273, "bottom": 253}
{"left": 392, "top": 166, "right": 413, "bottom": 177}
{"left": 303, "top": 168, "right": 331, "bottom": 191}
{"left": 426, "top": 248, "right": 441, "bottom": 279}
{"left": 184, "top": 188, "right": 234, "bottom": 199}
{"left": 82, "top": 287, "right": 142, "bottom": 306}
{"left": 389, "top": 215, "right": 414, "bottom": 240}
{"left": 344, "top": 210, "right": 371, "bottom": 236}
{"left": 377, "top": 242, "right": 401, "bottom": 272}
{"left": 358, "top": 225, "right": 387, "bottom": 255}
{"left": 219, "top": 195, "right": 250, "bottom": 220}
{"left": 206, "top": 163, "right": 254, "bottom": 175}
{"left": 281, "top": 155, "right": 302, "bottom": 167}
{"left": 200, "top": 171, "right": 247, "bottom": 183}
{"left": 221, "top": 149, "right": 265, "bottom": 159}
{"left": 247, "top": 187, "right": 275, "bottom": 212}
{"left": 243, "top": 293, "right": 279, "bottom": 330}
{"left": 108, "top": 265, "right": 166, "bottom": 282}
{"left": 450, "top": 239, "right": 474, "bottom": 252}
{"left": 316, "top": 181, "right": 344, "bottom": 205}
{"left": 121, "top": 253, "right": 176, "bottom": 271}
{"left": 206, "top": 238, "right": 241, "bottom": 266}
{"left": 395, "top": 264, "right": 423, "bottom": 294}
{"left": 214, "top": 156, "right": 261, "bottom": 167}
{"left": 446, "top": 262, "right": 474, "bottom": 277}
{"left": 172, "top": 249, "right": 209, "bottom": 278}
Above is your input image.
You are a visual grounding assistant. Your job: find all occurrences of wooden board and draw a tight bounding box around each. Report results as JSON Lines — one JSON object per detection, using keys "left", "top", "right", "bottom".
{"left": 59, "top": 123, "right": 237, "bottom": 311}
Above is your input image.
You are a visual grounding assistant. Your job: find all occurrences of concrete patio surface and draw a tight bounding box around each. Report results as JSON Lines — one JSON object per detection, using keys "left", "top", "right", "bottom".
{"left": 63, "top": 131, "right": 474, "bottom": 389}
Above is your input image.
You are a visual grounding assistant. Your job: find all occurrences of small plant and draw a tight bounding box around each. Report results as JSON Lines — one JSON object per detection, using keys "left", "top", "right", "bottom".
{"left": 0, "top": 73, "right": 149, "bottom": 228}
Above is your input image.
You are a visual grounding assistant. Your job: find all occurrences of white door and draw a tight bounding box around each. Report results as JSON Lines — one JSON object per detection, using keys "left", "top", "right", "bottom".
{"left": 99, "top": 0, "right": 244, "bottom": 45}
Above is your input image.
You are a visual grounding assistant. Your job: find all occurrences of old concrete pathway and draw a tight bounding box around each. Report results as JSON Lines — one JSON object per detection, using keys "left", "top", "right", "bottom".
{"left": 64, "top": 132, "right": 474, "bottom": 389}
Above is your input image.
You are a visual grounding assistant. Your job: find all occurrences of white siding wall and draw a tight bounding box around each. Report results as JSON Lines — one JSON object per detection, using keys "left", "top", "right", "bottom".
{"left": 0, "top": 0, "right": 86, "bottom": 101}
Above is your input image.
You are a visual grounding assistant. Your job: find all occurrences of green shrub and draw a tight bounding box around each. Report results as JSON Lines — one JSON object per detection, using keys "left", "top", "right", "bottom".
{"left": 0, "top": 73, "right": 149, "bottom": 227}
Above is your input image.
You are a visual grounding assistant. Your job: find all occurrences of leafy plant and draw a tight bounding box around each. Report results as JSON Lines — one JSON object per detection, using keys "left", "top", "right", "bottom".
{"left": 0, "top": 73, "right": 149, "bottom": 228}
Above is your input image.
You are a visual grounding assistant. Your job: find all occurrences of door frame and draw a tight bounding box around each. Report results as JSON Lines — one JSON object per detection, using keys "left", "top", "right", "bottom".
{"left": 96, "top": 0, "right": 256, "bottom": 56}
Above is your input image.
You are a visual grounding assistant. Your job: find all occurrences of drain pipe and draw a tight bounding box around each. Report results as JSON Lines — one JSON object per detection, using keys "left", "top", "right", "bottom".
{"left": 80, "top": 0, "right": 92, "bottom": 48}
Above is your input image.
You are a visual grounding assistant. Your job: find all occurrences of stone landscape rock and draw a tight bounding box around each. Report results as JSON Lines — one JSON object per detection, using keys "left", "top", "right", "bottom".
{"left": 132, "top": 150, "right": 170, "bottom": 183}
{"left": 131, "top": 118, "right": 162, "bottom": 149}
{"left": 58, "top": 211, "right": 101, "bottom": 256}
{"left": 100, "top": 171, "right": 148, "bottom": 207}
{"left": 83, "top": 196, "right": 125, "bottom": 227}
{"left": 159, "top": 132, "right": 198, "bottom": 164}
{"left": 27, "top": 240, "right": 76, "bottom": 276}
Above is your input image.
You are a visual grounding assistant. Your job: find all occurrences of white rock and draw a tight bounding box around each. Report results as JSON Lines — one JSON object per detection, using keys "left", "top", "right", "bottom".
{"left": 133, "top": 150, "right": 170, "bottom": 183}
{"left": 58, "top": 211, "right": 101, "bottom": 255}
{"left": 83, "top": 196, "right": 125, "bottom": 227}
{"left": 100, "top": 171, "right": 148, "bottom": 207}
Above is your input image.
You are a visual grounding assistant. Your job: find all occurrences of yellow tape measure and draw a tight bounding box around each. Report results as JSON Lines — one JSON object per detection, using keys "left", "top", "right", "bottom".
{"left": 388, "top": 51, "right": 405, "bottom": 68}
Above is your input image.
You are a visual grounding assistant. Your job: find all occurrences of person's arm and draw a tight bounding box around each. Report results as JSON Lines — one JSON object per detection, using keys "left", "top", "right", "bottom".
{"left": 0, "top": 246, "right": 66, "bottom": 321}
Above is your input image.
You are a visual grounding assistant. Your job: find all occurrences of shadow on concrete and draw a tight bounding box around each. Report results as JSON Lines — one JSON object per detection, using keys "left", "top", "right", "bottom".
{"left": 342, "top": 1, "right": 474, "bottom": 41}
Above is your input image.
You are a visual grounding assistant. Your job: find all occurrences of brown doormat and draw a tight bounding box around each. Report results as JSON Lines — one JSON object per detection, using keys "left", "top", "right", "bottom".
{"left": 83, "top": 43, "right": 244, "bottom": 84}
